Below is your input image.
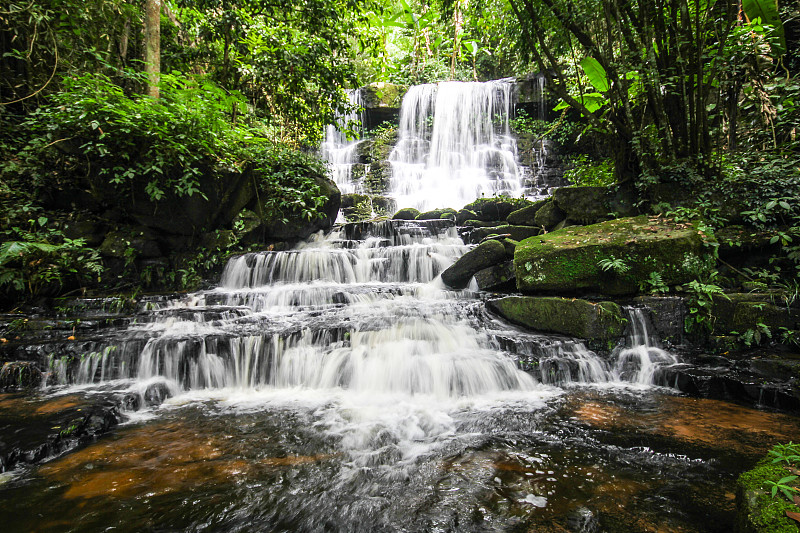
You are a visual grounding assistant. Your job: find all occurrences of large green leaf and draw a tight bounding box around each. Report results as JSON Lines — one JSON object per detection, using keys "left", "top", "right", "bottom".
{"left": 743, "top": 0, "right": 786, "bottom": 54}
{"left": 580, "top": 57, "right": 610, "bottom": 93}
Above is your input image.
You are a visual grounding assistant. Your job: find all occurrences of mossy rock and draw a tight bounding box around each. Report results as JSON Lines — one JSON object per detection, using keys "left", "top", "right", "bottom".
{"left": 711, "top": 293, "right": 798, "bottom": 335}
{"left": 515, "top": 216, "right": 711, "bottom": 295}
{"left": 487, "top": 296, "right": 627, "bottom": 346}
{"left": 474, "top": 261, "right": 516, "bottom": 291}
{"left": 736, "top": 457, "right": 800, "bottom": 533}
{"left": 468, "top": 225, "right": 542, "bottom": 244}
{"left": 553, "top": 186, "right": 613, "bottom": 225}
{"left": 259, "top": 173, "right": 341, "bottom": 240}
{"left": 341, "top": 193, "right": 371, "bottom": 209}
{"left": 533, "top": 199, "right": 566, "bottom": 230}
{"left": 456, "top": 209, "right": 478, "bottom": 225}
{"left": 463, "top": 219, "right": 505, "bottom": 228}
{"left": 417, "top": 208, "right": 456, "bottom": 220}
{"left": 393, "top": 208, "right": 421, "bottom": 220}
{"left": 506, "top": 199, "right": 549, "bottom": 226}
{"left": 441, "top": 239, "right": 507, "bottom": 289}
{"left": 361, "top": 82, "right": 409, "bottom": 108}
{"left": 99, "top": 227, "right": 162, "bottom": 259}
{"left": 463, "top": 197, "right": 532, "bottom": 222}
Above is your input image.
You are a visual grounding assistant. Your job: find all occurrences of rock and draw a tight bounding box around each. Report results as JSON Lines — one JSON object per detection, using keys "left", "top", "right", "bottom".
{"left": 365, "top": 162, "right": 392, "bottom": 194}
{"left": 474, "top": 261, "right": 516, "bottom": 291}
{"left": 736, "top": 456, "right": 800, "bottom": 533}
{"left": 125, "top": 163, "right": 255, "bottom": 236}
{"left": 533, "top": 199, "right": 566, "bottom": 230}
{"left": 456, "top": 209, "right": 478, "bottom": 225}
{"left": 441, "top": 240, "right": 507, "bottom": 289}
{"left": 200, "top": 230, "right": 236, "bottom": 250}
{"left": 632, "top": 296, "right": 686, "bottom": 346}
{"left": 507, "top": 199, "right": 548, "bottom": 226}
{"left": 61, "top": 217, "right": 107, "bottom": 247}
{"left": 468, "top": 225, "right": 542, "bottom": 244}
{"left": 515, "top": 216, "right": 711, "bottom": 295}
{"left": 259, "top": 174, "right": 341, "bottom": 240}
{"left": 144, "top": 381, "right": 173, "bottom": 407}
{"left": 371, "top": 196, "right": 397, "bottom": 215}
{"left": 99, "top": 227, "right": 162, "bottom": 259}
{"left": 488, "top": 296, "right": 627, "bottom": 347}
{"left": 463, "top": 197, "right": 532, "bottom": 222}
{"left": 393, "top": 208, "right": 421, "bottom": 220}
{"left": 462, "top": 219, "right": 506, "bottom": 228}
{"left": 711, "top": 293, "right": 799, "bottom": 335}
{"left": 417, "top": 208, "right": 456, "bottom": 220}
{"left": 0, "top": 361, "right": 42, "bottom": 390}
{"left": 360, "top": 82, "right": 408, "bottom": 109}
{"left": 553, "top": 186, "right": 613, "bottom": 225}
{"left": 341, "top": 193, "right": 370, "bottom": 209}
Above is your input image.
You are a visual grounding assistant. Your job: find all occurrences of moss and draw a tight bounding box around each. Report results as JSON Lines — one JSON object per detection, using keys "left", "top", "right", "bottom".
{"left": 417, "top": 208, "right": 456, "bottom": 220}
{"left": 737, "top": 458, "right": 800, "bottom": 533}
{"left": 533, "top": 199, "right": 566, "bottom": 229}
{"left": 361, "top": 82, "right": 409, "bottom": 108}
{"left": 463, "top": 197, "right": 532, "bottom": 222}
{"left": 514, "top": 215, "right": 710, "bottom": 296}
{"left": 487, "top": 296, "right": 627, "bottom": 345}
{"left": 392, "top": 208, "right": 420, "bottom": 220}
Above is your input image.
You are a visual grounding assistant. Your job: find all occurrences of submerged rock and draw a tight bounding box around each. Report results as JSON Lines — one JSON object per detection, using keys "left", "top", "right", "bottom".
{"left": 515, "top": 216, "right": 711, "bottom": 295}
{"left": 487, "top": 296, "right": 627, "bottom": 348}
{"left": 441, "top": 239, "right": 507, "bottom": 289}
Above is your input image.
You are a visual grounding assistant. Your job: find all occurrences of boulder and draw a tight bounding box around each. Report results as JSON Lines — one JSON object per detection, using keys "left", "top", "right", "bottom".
{"left": 463, "top": 197, "right": 532, "bottom": 222}
{"left": 259, "top": 174, "right": 341, "bottom": 240}
{"left": 0, "top": 361, "right": 42, "bottom": 390}
{"left": 506, "top": 199, "right": 548, "bottom": 226}
{"left": 553, "top": 186, "right": 612, "bottom": 225}
{"left": 533, "top": 199, "right": 566, "bottom": 230}
{"left": 341, "top": 193, "right": 370, "bottom": 209}
{"left": 99, "top": 227, "right": 162, "bottom": 259}
{"left": 61, "top": 217, "right": 107, "bottom": 247}
{"left": 711, "top": 293, "right": 798, "bottom": 335}
{"left": 474, "top": 261, "right": 516, "bottom": 291}
{"left": 468, "top": 225, "right": 542, "bottom": 244}
{"left": 456, "top": 209, "right": 478, "bottom": 225}
{"left": 488, "top": 296, "right": 627, "bottom": 347}
{"left": 441, "top": 240, "right": 507, "bottom": 289}
{"left": 736, "top": 456, "right": 800, "bottom": 533}
{"left": 393, "top": 208, "right": 421, "bottom": 220}
{"left": 417, "top": 208, "right": 456, "bottom": 220}
{"left": 462, "top": 220, "right": 506, "bottom": 228}
{"left": 515, "top": 216, "right": 711, "bottom": 295}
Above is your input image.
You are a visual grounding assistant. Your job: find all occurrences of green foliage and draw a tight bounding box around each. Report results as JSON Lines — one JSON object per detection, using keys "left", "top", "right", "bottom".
{"left": 24, "top": 70, "right": 263, "bottom": 202}
{"left": 253, "top": 147, "right": 329, "bottom": 224}
{"left": 684, "top": 278, "right": 727, "bottom": 334}
{"left": 510, "top": 110, "right": 581, "bottom": 146}
{"left": 563, "top": 156, "right": 615, "bottom": 187}
{"left": 597, "top": 257, "right": 630, "bottom": 275}
{"left": 639, "top": 272, "right": 669, "bottom": 295}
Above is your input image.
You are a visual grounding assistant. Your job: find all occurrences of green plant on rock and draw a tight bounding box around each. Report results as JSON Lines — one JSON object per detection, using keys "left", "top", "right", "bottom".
{"left": 597, "top": 256, "right": 630, "bottom": 275}
{"left": 639, "top": 272, "right": 669, "bottom": 294}
{"left": 765, "top": 476, "right": 800, "bottom": 503}
{"left": 734, "top": 321, "right": 773, "bottom": 347}
{"left": 684, "top": 278, "right": 727, "bottom": 334}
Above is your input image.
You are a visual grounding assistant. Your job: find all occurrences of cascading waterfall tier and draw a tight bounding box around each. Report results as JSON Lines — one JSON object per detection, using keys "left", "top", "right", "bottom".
{"left": 320, "top": 89, "right": 364, "bottom": 195}
{"left": 389, "top": 80, "right": 523, "bottom": 211}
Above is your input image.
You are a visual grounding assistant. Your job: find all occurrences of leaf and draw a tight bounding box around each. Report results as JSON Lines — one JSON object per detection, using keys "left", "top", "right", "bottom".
{"left": 580, "top": 57, "right": 610, "bottom": 92}
{"left": 742, "top": 0, "right": 787, "bottom": 54}
{"left": 787, "top": 511, "right": 800, "bottom": 523}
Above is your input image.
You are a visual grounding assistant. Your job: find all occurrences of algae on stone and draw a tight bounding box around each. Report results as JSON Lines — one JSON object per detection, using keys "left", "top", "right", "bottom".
{"left": 487, "top": 296, "right": 627, "bottom": 345}
{"left": 514, "top": 216, "right": 711, "bottom": 295}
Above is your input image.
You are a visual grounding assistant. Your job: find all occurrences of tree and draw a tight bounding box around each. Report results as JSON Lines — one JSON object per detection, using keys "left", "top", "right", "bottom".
{"left": 145, "top": 0, "right": 162, "bottom": 99}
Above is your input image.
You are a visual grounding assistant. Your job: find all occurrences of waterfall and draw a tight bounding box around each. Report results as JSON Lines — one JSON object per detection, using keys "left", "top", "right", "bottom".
{"left": 612, "top": 307, "right": 680, "bottom": 385}
{"left": 321, "top": 89, "right": 364, "bottom": 194}
{"left": 388, "top": 80, "right": 523, "bottom": 211}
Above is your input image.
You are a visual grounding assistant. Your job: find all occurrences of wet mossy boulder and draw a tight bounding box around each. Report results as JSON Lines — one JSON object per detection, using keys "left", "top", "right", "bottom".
{"left": 468, "top": 225, "right": 542, "bottom": 244}
{"left": 456, "top": 209, "right": 478, "bottom": 225}
{"left": 515, "top": 216, "right": 711, "bottom": 295}
{"left": 474, "top": 261, "right": 516, "bottom": 291}
{"left": 393, "top": 207, "right": 421, "bottom": 220}
{"left": 533, "top": 199, "right": 566, "bottom": 230}
{"left": 736, "top": 456, "right": 800, "bottom": 533}
{"left": 506, "top": 199, "right": 548, "bottom": 226}
{"left": 0, "top": 362, "right": 42, "bottom": 390}
{"left": 488, "top": 296, "right": 627, "bottom": 346}
{"left": 441, "top": 239, "right": 507, "bottom": 289}
{"left": 553, "top": 186, "right": 612, "bottom": 225}
{"left": 417, "top": 208, "right": 456, "bottom": 220}
{"left": 463, "top": 197, "right": 532, "bottom": 222}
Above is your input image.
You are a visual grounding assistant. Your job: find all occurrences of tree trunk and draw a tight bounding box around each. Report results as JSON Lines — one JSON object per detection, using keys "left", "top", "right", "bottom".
{"left": 144, "top": 0, "right": 161, "bottom": 98}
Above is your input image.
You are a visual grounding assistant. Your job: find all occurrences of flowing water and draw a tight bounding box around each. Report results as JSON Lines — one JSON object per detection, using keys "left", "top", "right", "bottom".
{"left": 321, "top": 89, "right": 365, "bottom": 195}
{"left": 2, "top": 220, "right": 798, "bottom": 532}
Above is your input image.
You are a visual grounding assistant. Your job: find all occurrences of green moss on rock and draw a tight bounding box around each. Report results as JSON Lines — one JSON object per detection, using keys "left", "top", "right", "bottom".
{"left": 487, "top": 296, "right": 627, "bottom": 345}
{"left": 463, "top": 197, "right": 532, "bottom": 222}
{"left": 417, "top": 208, "right": 456, "bottom": 220}
{"left": 361, "top": 82, "right": 408, "bottom": 108}
{"left": 533, "top": 199, "right": 566, "bottom": 230}
{"left": 553, "top": 186, "right": 613, "bottom": 225}
{"left": 468, "top": 225, "right": 542, "bottom": 244}
{"left": 393, "top": 208, "right": 421, "bottom": 220}
{"left": 736, "top": 458, "right": 800, "bottom": 533}
{"left": 506, "top": 199, "right": 548, "bottom": 226}
{"left": 514, "top": 216, "right": 710, "bottom": 295}
{"left": 441, "top": 239, "right": 507, "bottom": 289}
